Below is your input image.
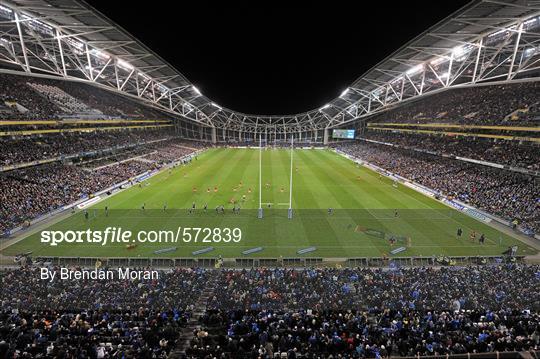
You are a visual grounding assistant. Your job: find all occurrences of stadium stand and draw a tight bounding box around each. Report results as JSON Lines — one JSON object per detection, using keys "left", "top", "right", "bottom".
{"left": 0, "top": 136, "right": 205, "bottom": 233}
{"left": 206, "top": 266, "right": 540, "bottom": 311}
{"left": 335, "top": 141, "right": 539, "bottom": 234}
{"left": 361, "top": 131, "right": 539, "bottom": 171}
{"left": 1, "top": 265, "right": 539, "bottom": 358}
{"left": 26, "top": 82, "right": 102, "bottom": 116}
{"left": 0, "top": 71, "right": 214, "bottom": 235}
{"left": 142, "top": 144, "right": 201, "bottom": 165}
{"left": 0, "top": 73, "right": 168, "bottom": 119}
{"left": 57, "top": 80, "right": 167, "bottom": 119}
{"left": 0, "top": 129, "right": 174, "bottom": 166}
{"left": 189, "top": 307, "right": 540, "bottom": 358}
{"left": 0, "top": 74, "right": 61, "bottom": 120}
{"left": 368, "top": 81, "right": 540, "bottom": 125}
{"left": 0, "top": 267, "right": 209, "bottom": 358}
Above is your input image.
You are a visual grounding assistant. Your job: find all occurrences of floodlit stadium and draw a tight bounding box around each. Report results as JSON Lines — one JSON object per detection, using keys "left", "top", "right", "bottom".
{"left": 0, "top": 0, "right": 539, "bottom": 358}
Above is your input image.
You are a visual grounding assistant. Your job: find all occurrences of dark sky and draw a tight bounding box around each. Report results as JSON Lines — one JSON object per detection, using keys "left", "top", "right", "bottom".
{"left": 86, "top": 1, "right": 471, "bottom": 115}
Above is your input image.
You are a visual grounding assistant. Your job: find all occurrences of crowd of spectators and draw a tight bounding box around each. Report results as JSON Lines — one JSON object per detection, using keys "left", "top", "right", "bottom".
{"left": 335, "top": 141, "right": 539, "bottom": 234}
{"left": 0, "top": 138, "right": 204, "bottom": 233}
{"left": 180, "top": 139, "right": 211, "bottom": 150}
{"left": 1, "top": 265, "right": 539, "bottom": 358}
{"left": 0, "top": 73, "right": 172, "bottom": 120}
{"left": 0, "top": 74, "right": 61, "bottom": 120}
{"left": 77, "top": 138, "right": 201, "bottom": 169}
{"left": 0, "top": 129, "right": 174, "bottom": 167}
{"left": 192, "top": 265, "right": 540, "bottom": 358}
{"left": 143, "top": 144, "right": 199, "bottom": 165}
{"left": 363, "top": 131, "right": 539, "bottom": 171}
{"left": 207, "top": 266, "right": 540, "bottom": 312}
{"left": 79, "top": 147, "right": 153, "bottom": 168}
{"left": 369, "top": 81, "right": 540, "bottom": 125}
{"left": 189, "top": 307, "right": 540, "bottom": 358}
{"left": 0, "top": 267, "right": 208, "bottom": 358}
{"left": 92, "top": 159, "right": 156, "bottom": 182}
{"left": 0, "top": 163, "right": 122, "bottom": 233}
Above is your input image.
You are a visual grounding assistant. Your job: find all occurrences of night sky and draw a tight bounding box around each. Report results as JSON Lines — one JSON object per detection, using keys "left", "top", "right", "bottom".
{"left": 86, "top": 1, "right": 471, "bottom": 115}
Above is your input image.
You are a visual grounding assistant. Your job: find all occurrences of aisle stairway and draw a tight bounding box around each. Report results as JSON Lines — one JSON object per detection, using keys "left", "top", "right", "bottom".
{"left": 169, "top": 275, "right": 218, "bottom": 358}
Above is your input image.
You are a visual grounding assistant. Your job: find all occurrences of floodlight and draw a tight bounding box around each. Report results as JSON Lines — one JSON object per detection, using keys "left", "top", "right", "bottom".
{"left": 406, "top": 64, "right": 423, "bottom": 76}
{"left": 524, "top": 47, "right": 537, "bottom": 58}
{"left": 430, "top": 57, "right": 447, "bottom": 66}
{"left": 91, "top": 49, "right": 110, "bottom": 60}
{"left": 453, "top": 46, "right": 463, "bottom": 56}
{"left": 117, "top": 59, "right": 133, "bottom": 70}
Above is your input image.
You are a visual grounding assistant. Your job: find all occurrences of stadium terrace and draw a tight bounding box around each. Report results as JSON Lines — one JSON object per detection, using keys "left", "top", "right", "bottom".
{"left": 0, "top": 0, "right": 539, "bottom": 358}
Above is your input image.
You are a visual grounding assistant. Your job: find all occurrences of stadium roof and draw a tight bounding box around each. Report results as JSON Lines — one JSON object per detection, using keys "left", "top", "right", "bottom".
{"left": 0, "top": 0, "right": 539, "bottom": 132}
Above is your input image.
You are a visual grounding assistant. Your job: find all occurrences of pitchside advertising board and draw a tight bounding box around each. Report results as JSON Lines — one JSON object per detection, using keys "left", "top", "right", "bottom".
{"left": 332, "top": 129, "right": 355, "bottom": 139}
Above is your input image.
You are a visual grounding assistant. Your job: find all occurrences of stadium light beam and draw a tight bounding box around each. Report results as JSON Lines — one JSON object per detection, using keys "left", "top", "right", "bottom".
{"left": 320, "top": 104, "right": 331, "bottom": 111}
{"left": 406, "top": 64, "right": 424, "bottom": 76}
{"left": 117, "top": 59, "right": 133, "bottom": 70}
{"left": 192, "top": 86, "right": 201, "bottom": 96}
{"left": 430, "top": 57, "right": 448, "bottom": 66}
{"left": 211, "top": 102, "right": 222, "bottom": 111}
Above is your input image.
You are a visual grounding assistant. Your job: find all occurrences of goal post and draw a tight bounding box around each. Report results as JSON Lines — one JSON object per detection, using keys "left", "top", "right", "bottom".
{"left": 258, "top": 134, "right": 294, "bottom": 220}
{"left": 258, "top": 133, "right": 263, "bottom": 218}
{"left": 288, "top": 135, "right": 293, "bottom": 219}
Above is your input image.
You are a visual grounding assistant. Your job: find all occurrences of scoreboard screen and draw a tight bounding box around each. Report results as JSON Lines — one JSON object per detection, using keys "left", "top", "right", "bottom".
{"left": 332, "top": 129, "right": 355, "bottom": 139}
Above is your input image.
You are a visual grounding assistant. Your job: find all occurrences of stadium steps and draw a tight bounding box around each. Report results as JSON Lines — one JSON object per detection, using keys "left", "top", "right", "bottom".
{"left": 169, "top": 276, "right": 218, "bottom": 358}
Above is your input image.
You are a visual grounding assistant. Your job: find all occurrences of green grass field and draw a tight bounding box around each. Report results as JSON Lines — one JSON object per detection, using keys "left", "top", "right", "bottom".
{"left": 1, "top": 148, "right": 536, "bottom": 258}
